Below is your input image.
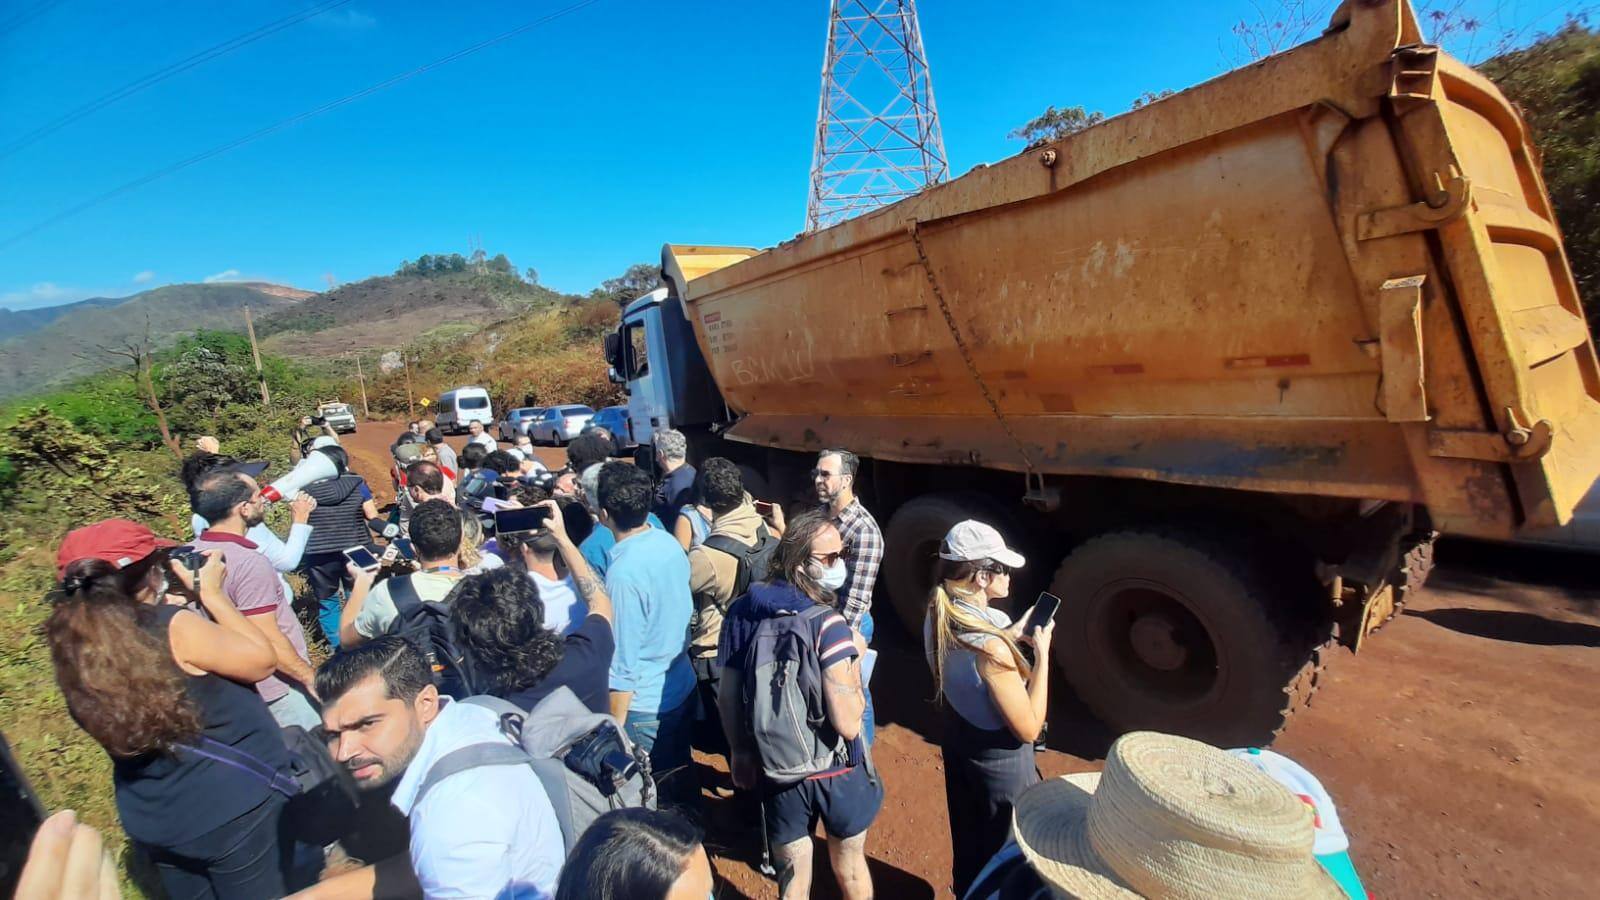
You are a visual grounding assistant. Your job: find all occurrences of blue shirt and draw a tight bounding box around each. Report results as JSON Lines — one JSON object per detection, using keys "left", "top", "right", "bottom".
{"left": 578, "top": 512, "right": 665, "bottom": 577}
{"left": 605, "top": 527, "right": 694, "bottom": 716}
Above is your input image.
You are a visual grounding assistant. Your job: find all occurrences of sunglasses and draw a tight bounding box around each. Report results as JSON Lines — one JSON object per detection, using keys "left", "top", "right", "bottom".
{"left": 979, "top": 563, "right": 1013, "bottom": 577}
{"left": 811, "top": 550, "right": 842, "bottom": 567}
{"left": 811, "top": 469, "right": 845, "bottom": 480}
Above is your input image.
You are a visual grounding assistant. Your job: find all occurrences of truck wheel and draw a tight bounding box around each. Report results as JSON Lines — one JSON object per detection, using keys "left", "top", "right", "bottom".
{"left": 882, "top": 493, "right": 1028, "bottom": 638}
{"left": 1049, "top": 529, "right": 1316, "bottom": 746}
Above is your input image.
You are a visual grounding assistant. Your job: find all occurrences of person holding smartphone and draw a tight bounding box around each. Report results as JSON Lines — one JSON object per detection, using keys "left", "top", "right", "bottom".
{"left": 923, "top": 519, "right": 1053, "bottom": 896}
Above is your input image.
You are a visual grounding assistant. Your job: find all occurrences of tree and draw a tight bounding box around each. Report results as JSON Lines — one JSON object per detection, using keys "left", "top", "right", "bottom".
{"left": 598, "top": 263, "right": 663, "bottom": 305}
{"left": 524, "top": 267, "right": 540, "bottom": 285}
{"left": 487, "top": 253, "right": 514, "bottom": 275}
{"left": 1008, "top": 105, "right": 1106, "bottom": 149}
{"left": 78, "top": 316, "right": 180, "bottom": 461}
{"left": 1226, "top": 1, "right": 1511, "bottom": 65}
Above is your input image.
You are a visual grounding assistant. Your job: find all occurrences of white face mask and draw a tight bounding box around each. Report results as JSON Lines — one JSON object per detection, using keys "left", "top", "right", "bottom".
{"left": 813, "top": 558, "right": 848, "bottom": 592}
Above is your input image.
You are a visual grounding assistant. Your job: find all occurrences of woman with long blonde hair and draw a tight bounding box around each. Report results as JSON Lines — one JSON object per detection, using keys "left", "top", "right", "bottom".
{"left": 923, "top": 520, "right": 1053, "bottom": 895}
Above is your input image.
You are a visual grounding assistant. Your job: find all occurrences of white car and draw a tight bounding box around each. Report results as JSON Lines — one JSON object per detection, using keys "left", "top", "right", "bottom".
{"left": 534, "top": 405, "right": 595, "bottom": 446}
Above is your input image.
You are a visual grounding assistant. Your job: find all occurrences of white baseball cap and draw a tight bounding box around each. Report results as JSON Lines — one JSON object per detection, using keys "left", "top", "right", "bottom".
{"left": 939, "top": 519, "right": 1025, "bottom": 568}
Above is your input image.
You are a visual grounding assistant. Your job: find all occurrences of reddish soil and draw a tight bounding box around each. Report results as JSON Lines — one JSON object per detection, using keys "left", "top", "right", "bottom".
{"left": 339, "top": 423, "right": 1600, "bottom": 899}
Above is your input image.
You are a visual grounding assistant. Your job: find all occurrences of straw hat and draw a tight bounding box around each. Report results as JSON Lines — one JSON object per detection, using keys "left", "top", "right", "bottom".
{"left": 1013, "top": 732, "right": 1343, "bottom": 899}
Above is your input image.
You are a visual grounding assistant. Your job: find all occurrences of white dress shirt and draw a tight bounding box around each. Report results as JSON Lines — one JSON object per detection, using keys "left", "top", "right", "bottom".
{"left": 390, "top": 701, "right": 563, "bottom": 900}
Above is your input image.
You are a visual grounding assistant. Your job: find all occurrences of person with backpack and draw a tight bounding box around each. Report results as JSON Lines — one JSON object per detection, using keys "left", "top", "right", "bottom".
{"left": 717, "top": 511, "right": 882, "bottom": 900}
{"left": 684, "top": 458, "right": 778, "bottom": 754}
{"left": 339, "top": 501, "right": 469, "bottom": 697}
{"left": 452, "top": 501, "right": 615, "bottom": 714}
{"left": 315, "top": 638, "right": 565, "bottom": 899}
{"left": 297, "top": 445, "right": 383, "bottom": 650}
{"left": 926, "top": 519, "right": 1051, "bottom": 895}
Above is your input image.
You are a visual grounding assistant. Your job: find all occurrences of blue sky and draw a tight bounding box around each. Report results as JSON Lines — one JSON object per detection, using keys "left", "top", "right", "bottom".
{"left": 0, "top": 0, "right": 1585, "bottom": 309}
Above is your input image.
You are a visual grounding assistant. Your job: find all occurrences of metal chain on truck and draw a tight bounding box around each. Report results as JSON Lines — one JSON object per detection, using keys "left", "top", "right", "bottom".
{"left": 908, "top": 220, "right": 1044, "bottom": 495}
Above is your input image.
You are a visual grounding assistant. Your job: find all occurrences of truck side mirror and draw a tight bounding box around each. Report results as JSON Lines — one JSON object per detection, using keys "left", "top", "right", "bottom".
{"left": 603, "top": 333, "right": 621, "bottom": 371}
{"left": 608, "top": 365, "right": 623, "bottom": 385}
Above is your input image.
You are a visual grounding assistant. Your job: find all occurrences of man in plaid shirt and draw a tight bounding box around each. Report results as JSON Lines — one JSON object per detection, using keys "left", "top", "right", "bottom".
{"left": 816, "top": 448, "right": 883, "bottom": 742}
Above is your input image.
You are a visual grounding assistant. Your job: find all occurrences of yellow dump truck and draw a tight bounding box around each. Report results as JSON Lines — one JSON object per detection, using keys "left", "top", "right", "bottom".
{"left": 605, "top": 0, "right": 1600, "bottom": 743}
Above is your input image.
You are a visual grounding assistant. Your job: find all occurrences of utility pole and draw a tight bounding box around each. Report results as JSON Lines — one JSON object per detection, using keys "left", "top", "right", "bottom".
{"left": 807, "top": 0, "right": 948, "bottom": 232}
{"left": 243, "top": 305, "right": 271, "bottom": 406}
{"left": 402, "top": 352, "right": 415, "bottom": 418}
{"left": 352, "top": 353, "right": 370, "bottom": 419}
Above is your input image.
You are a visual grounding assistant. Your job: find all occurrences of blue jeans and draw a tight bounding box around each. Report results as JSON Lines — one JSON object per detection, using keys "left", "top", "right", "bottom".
{"left": 859, "top": 612, "right": 877, "bottom": 745}
{"left": 625, "top": 693, "right": 696, "bottom": 809}
{"left": 318, "top": 594, "right": 344, "bottom": 651}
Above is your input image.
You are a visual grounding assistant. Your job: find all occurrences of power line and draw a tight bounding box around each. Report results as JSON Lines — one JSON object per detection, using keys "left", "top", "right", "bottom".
{"left": 0, "top": 0, "right": 602, "bottom": 252}
{"left": 0, "top": 0, "right": 64, "bottom": 36}
{"left": 0, "top": 0, "right": 355, "bottom": 161}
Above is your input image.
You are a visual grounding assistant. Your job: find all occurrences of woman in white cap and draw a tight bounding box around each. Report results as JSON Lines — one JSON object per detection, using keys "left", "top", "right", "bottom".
{"left": 926, "top": 519, "right": 1053, "bottom": 895}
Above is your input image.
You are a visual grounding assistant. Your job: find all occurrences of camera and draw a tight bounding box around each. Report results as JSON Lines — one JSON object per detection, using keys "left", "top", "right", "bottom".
{"left": 562, "top": 723, "right": 640, "bottom": 797}
{"left": 310, "top": 415, "right": 327, "bottom": 427}
{"left": 172, "top": 546, "right": 207, "bottom": 574}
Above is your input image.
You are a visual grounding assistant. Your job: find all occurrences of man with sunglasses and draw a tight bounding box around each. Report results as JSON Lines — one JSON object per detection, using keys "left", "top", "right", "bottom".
{"left": 814, "top": 449, "right": 884, "bottom": 742}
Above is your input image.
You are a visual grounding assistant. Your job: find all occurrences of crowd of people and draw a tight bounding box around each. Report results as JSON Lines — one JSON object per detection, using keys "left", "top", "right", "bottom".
{"left": 33, "top": 419, "right": 1369, "bottom": 900}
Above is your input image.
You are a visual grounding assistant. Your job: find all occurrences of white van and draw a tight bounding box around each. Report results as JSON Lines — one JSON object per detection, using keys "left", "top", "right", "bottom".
{"left": 435, "top": 386, "right": 494, "bottom": 434}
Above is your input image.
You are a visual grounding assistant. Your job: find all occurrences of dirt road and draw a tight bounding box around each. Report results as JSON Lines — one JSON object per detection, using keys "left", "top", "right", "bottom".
{"left": 333, "top": 422, "right": 1600, "bottom": 898}
{"left": 337, "top": 421, "right": 568, "bottom": 505}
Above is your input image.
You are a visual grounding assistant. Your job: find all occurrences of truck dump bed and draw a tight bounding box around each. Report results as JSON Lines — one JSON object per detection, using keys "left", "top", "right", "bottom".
{"left": 668, "top": 0, "right": 1600, "bottom": 540}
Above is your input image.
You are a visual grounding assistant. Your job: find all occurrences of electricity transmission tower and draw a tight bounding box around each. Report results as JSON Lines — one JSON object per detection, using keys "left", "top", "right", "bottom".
{"left": 806, "top": 0, "right": 948, "bottom": 232}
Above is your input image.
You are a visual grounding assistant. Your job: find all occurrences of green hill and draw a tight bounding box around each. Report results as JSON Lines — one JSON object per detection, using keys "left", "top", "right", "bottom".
{"left": 0, "top": 282, "right": 310, "bottom": 399}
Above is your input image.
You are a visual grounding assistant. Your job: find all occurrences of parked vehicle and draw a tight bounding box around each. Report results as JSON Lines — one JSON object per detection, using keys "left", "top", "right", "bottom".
{"left": 498, "top": 407, "right": 546, "bottom": 441}
{"left": 605, "top": 0, "right": 1600, "bottom": 746}
{"left": 436, "top": 387, "right": 494, "bottom": 435}
{"left": 587, "top": 405, "right": 636, "bottom": 452}
{"left": 533, "top": 405, "right": 595, "bottom": 446}
{"left": 318, "top": 400, "right": 357, "bottom": 434}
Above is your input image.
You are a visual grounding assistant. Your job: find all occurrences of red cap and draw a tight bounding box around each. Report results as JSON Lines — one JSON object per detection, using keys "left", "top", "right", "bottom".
{"left": 56, "top": 519, "right": 178, "bottom": 579}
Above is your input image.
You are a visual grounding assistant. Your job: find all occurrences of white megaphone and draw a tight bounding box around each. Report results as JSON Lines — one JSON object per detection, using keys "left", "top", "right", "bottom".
{"left": 261, "top": 450, "right": 340, "bottom": 502}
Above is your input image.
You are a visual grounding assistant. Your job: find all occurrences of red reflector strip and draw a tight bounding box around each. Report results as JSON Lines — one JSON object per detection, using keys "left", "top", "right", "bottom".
{"left": 1225, "top": 354, "right": 1311, "bottom": 369}
{"left": 1087, "top": 363, "right": 1145, "bottom": 376}
{"left": 703, "top": 312, "right": 722, "bottom": 324}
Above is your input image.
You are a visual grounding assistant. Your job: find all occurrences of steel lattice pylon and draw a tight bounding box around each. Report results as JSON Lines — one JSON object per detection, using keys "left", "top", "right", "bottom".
{"left": 806, "top": 0, "right": 948, "bottom": 232}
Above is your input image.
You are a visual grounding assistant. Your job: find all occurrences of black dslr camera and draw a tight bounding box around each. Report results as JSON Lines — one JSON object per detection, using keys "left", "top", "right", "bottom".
{"left": 563, "top": 722, "right": 641, "bottom": 797}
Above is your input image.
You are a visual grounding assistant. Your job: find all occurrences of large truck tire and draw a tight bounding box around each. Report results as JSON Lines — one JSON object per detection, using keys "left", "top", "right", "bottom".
{"left": 1048, "top": 529, "right": 1320, "bottom": 746}
{"left": 882, "top": 493, "right": 1030, "bottom": 639}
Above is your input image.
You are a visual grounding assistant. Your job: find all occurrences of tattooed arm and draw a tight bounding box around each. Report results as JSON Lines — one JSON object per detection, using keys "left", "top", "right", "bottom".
{"left": 821, "top": 657, "right": 866, "bottom": 741}
{"left": 537, "top": 499, "right": 613, "bottom": 625}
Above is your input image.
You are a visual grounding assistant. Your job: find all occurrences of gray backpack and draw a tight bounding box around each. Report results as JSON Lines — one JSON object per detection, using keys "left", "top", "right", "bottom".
{"left": 741, "top": 604, "right": 851, "bottom": 784}
{"left": 413, "top": 688, "right": 654, "bottom": 852}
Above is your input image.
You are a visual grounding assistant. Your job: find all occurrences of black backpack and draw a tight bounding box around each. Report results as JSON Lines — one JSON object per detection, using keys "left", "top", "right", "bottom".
{"left": 702, "top": 524, "right": 779, "bottom": 604}
{"left": 384, "top": 574, "right": 472, "bottom": 700}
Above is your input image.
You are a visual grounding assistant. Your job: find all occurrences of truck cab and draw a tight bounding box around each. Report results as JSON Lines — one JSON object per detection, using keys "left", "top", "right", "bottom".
{"left": 607, "top": 286, "right": 727, "bottom": 452}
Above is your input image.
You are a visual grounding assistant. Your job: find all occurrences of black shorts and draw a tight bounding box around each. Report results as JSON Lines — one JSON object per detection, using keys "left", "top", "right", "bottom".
{"left": 763, "top": 762, "right": 883, "bottom": 846}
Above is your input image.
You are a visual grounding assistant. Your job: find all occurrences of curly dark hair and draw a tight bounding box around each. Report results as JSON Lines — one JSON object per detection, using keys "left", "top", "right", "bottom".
{"left": 448, "top": 568, "right": 565, "bottom": 696}
{"left": 695, "top": 457, "right": 744, "bottom": 516}
{"left": 481, "top": 450, "right": 520, "bottom": 476}
{"left": 47, "top": 557, "right": 204, "bottom": 757}
{"left": 597, "top": 462, "right": 652, "bottom": 531}
{"left": 565, "top": 433, "right": 613, "bottom": 475}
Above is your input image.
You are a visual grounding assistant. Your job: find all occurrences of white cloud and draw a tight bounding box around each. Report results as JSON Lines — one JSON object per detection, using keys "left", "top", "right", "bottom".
{"left": 132, "top": 270, "right": 155, "bottom": 284}
{"left": 315, "top": 8, "right": 376, "bottom": 28}
{"left": 203, "top": 268, "right": 242, "bottom": 284}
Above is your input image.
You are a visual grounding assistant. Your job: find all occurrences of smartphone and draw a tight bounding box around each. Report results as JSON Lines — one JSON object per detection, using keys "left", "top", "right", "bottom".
{"left": 0, "top": 732, "right": 46, "bottom": 896}
{"left": 494, "top": 506, "right": 551, "bottom": 536}
{"left": 343, "top": 546, "right": 381, "bottom": 572}
{"left": 1026, "top": 592, "right": 1062, "bottom": 633}
{"left": 754, "top": 500, "right": 774, "bottom": 515}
